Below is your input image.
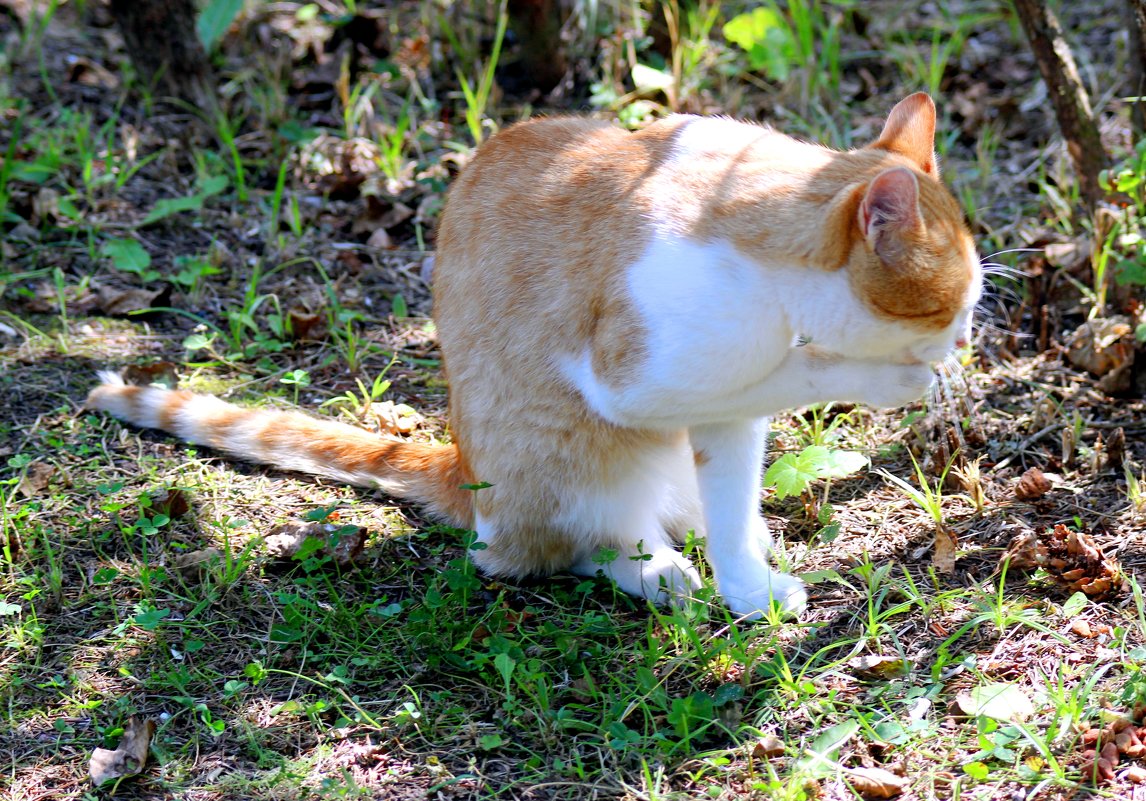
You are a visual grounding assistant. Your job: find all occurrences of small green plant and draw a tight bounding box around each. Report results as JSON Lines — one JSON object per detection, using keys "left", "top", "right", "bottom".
{"left": 197, "top": 0, "right": 244, "bottom": 52}
{"left": 456, "top": 0, "right": 508, "bottom": 145}
{"left": 280, "top": 369, "right": 311, "bottom": 405}
{"left": 102, "top": 238, "right": 158, "bottom": 283}
{"left": 142, "top": 174, "right": 228, "bottom": 226}
{"left": 877, "top": 452, "right": 960, "bottom": 534}
{"left": 171, "top": 253, "right": 222, "bottom": 299}
{"left": 764, "top": 444, "right": 867, "bottom": 521}
{"left": 722, "top": 0, "right": 845, "bottom": 106}
{"left": 377, "top": 97, "right": 412, "bottom": 184}
{"left": 1126, "top": 465, "right": 1146, "bottom": 516}
{"left": 320, "top": 357, "right": 396, "bottom": 418}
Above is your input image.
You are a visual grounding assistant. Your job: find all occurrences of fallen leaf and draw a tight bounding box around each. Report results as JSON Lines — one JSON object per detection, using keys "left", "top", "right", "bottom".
{"left": 89, "top": 716, "right": 155, "bottom": 786}
{"left": 1001, "top": 532, "right": 1040, "bottom": 570}
{"left": 122, "top": 362, "right": 180, "bottom": 389}
{"left": 26, "top": 280, "right": 100, "bottom": 314}
{"left": 752, "top": 732, "right": 786, "bottom": 758}
{"left": 1014, "top": 467, "right": 1052, "bottom": 501}
{"left": 848, "top": 655, "right": 910, "bottom": 681}
{"left": 367, "top": 400, "right": 423, "bottom": 436}
{"left": 32, "top": 186, "right": 60, "bottom": 225}
{"left": 65, "top": 55, "right": 119, "bottom": 88}
{"left": 287, "top": 308, "right": 326, "bottom": 341}
{"left": 1071, "top": 619, "right": 1094, "bottom": 638}
{"left": 97, "top": 285, "right": 169, "bottom": 317}
{"left": 366, "top": 228, "right": 393, "bottom": 249}
{"left": 1126, "top": 765, "right": 1146, "bottom": 783}
{"left": 145, "top": 487, "right": 190, "bottom": 518}
{"left": 171, "top": 548, "right": 223, "bottom": 578}
{"left": 843, "top": 766, "right": 908, "bottom": 798}
{"left": 18, "top": 461, "right": 55, "bottom": 498}
{"left": 265, "top": 521, "right": 366, "bottom": 568}
{"left": 1065, "top": 316, "right": 1135, "bottom": 380}
{"left": 954, "top": 683, "right": 1034, "bottom": 722}
{"left": 1104, "top": 427, "right": 1126, "bottom": 470}
{"left": 1044, "top": 237, "right": 1091, "bottom": 272}
{"left": 933, "top": 526, "right": 957, "bottom": 574}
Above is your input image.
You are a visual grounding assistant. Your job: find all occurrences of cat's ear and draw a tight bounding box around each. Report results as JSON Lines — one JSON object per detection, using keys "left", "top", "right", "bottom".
{"left": 872, "top": 93, "right": 937, "bottom": 177}
{"left": 859, "top": 167, "right": 921, "bottom": 263}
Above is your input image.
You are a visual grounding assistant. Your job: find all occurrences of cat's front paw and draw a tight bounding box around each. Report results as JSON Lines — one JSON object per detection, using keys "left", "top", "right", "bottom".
{"left": 718, "top": 568, "right": 807, "bottom": 620}
{"left": 862, "top": 362, "right": 935, "bottom": 409}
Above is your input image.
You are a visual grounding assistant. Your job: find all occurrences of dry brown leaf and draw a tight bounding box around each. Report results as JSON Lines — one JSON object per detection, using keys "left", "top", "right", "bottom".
{"left": 848, "top": 655, "right": 910, "bottom": 681}
{"left": 171, "top": 548, "right": 222, "bottom": 578}
{"left": 287, "top": 308, "right": 326, "bottom": 341}
{"left": 18, "top": 461, "right": 55, "bottom": 498}
{"left": 1104, "top": 427, "right": 1126, "bottom": 470}
{"left": 1071, "top": 619, "right": 1094, "bottom": 638}
{"left": 366, "top": 228, "right": 393, "bottom": 249}
{"left": 933, "top": 526, "right": 957, "bottom": 574}
{"left": 122, "top": 362, "right": 180, "bottom": 389}
{"left": 89, "top": 716, "right": 155, "bottom": 786}
{"left": 97, "top": 285, "right": 169, "bottom": 317}
{"left": 752, "top": 733, "right": 785, "bottom": 758}
{"left": 1065, "top": 316, "right": 1135, "bottom": 379}
{"left": 954, "top": 683, "right": 1034, "bottom": 722}
{"left": 1014, "top": 467, "right": 1052, "bottom": 501}
{"left": 1040, "top": 524, "right": 1126, "bottom": 599}
{"left": 377, "top": 201, "right": 414, "bottom": 230}
{"left": 26, "top": 280, "right": 100, "bottom": 314}
{"left": 1044, "top": 237, "right": 1091, "bottom": 272}
{"left": 65, "top": 55, "right": 119, "bottom": 88}
{"left": 1002, "top": 532, "right": 1041, "bottom": 570}
{"left": 367, "top": 401, "right": 423, "bottom": 436}
{"left": 265, "top": 521, "right": 366, "bottom": 568}
{"left": 843, "top": 766, "right": 908, "bottom": 798}
{"left": 145, "top": 487, "right": 190, "bottom": 519}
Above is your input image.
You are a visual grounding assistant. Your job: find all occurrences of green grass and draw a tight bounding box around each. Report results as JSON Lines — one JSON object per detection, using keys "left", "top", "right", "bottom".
{"left": 1, "top": 0, "right": 1144, "bottom": 798}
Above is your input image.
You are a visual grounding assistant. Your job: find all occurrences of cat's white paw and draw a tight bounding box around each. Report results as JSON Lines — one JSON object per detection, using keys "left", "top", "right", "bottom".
{"left": 637, "top": 549, "right": 704, "bottom": 605}
{"left": 718, "top": 567, "right": 807, "bottom": 620}
{"left": 863, "top": 362, "right": 935, "bottom": 409}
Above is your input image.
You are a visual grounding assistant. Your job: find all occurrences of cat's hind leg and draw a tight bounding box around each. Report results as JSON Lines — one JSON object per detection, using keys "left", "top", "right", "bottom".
{"left": 567, "top": 442, "right": 703, "bottom": 605}
{"left": 567, "top": 531, "right": 701, "bottom": 606}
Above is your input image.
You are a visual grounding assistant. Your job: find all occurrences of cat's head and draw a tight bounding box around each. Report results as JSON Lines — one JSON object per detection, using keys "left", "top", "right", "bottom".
{"left": 844, "top": 93, "right": 981, "bottom": 365}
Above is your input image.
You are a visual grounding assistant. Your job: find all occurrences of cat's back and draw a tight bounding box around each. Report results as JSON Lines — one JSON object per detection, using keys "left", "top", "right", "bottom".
{"left": 432, "top": 117, "right": 685, "bottom": 334}
{"left": 436, "top": 116, "right": 681, "bottom": 247}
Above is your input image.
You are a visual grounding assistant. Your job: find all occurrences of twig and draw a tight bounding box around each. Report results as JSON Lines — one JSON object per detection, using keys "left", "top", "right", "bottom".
{"left": 993, "top": 422, "right": 1065, "bottom": 472}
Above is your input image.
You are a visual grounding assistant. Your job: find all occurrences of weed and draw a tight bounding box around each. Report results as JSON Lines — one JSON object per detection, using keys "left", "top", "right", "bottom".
{"left": 455, "top": 0, "right": 508, "bottom": 145}
{"left": 877, "top": 452, "right": 962, "bottom": 534}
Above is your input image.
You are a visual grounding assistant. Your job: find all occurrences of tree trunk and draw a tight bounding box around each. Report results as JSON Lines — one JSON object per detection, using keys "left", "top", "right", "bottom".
{"left": 505, "top": 0, "right": 567, "bottom": 95}
{"left": 1012, "top": 0, "right": 1107, "bottom": 210}
{"left": 108, "top": 0, "right": 215, "bottom": 109}
{"left": 1128, "top": 0, "right": 1146, "bottom": 133}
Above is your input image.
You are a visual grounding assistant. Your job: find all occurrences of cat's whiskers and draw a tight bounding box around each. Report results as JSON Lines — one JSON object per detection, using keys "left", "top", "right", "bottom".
{"left": 979, "top": 261, "right": 1027, "bottom": 280}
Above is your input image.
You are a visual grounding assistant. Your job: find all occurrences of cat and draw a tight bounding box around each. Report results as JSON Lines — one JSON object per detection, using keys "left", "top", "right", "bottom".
{"left": 88, "top": 92, "right": 981, "bottom": 619}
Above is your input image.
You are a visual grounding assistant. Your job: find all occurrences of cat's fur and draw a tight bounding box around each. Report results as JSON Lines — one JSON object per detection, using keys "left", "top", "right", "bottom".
{"left": 88, "top": 93, "right": 981, "bottom": 618}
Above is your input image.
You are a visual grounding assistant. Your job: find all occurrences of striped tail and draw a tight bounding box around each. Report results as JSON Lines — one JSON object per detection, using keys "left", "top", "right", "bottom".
{"left": 85, "top": 372, "right": 475, "bottom": 527}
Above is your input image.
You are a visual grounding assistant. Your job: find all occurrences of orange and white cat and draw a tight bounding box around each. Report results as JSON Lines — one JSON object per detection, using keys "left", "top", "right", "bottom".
{"left": 88, "top": 93, "right": 980, "bottom": 618}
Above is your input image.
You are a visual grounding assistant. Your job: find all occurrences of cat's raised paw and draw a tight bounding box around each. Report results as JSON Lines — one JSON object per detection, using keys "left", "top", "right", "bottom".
{"left": 862, "top": 362, "right": 935, "bottom": 409}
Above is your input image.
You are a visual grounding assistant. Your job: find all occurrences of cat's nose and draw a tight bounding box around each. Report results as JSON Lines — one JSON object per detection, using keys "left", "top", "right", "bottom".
{"left": 955, "top": 336, "right": 968, "bottom": 348}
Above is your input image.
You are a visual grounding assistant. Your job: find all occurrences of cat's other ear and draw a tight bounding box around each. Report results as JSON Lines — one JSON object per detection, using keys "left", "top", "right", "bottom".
{"left": 872, "top": 93, "right": 937, "bottom": 177}
{"left": 859, "top": 166, "right": 921, "bottom": 264}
